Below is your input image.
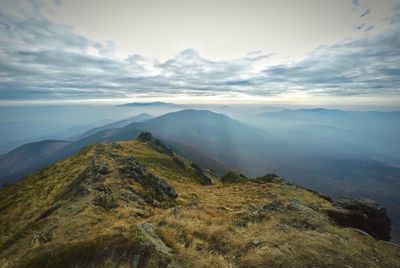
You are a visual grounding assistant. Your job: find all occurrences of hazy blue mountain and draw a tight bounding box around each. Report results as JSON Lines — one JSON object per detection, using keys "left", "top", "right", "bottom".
{"left": 0, "top": 140, "right": 71, "bottom": 186}
{"left": 118, "top": 102, "right": 179, "bottom": 107}
{"left": 250, "top": 109, "right": 400, "bottom": 164}
{"left": 0, "top": 114, "right": 152, "bottom": 185}
{"left": 73, "top": 113, "right": 153, "bottom": 140}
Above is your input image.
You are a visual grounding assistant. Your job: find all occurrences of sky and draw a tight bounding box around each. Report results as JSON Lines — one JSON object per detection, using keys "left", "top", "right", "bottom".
{"left": 0, "top": 0, "right": 399, "bottom": 106}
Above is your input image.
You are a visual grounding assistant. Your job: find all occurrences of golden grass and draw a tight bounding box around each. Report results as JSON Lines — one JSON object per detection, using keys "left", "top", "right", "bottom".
{"left": 1, "top": 140, "right": 400, "bottom": 267}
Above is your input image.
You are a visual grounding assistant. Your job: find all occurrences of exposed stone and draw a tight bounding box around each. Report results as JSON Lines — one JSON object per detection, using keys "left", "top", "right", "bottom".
{"left": 31, "top": 234, "right": 41, "bottom": 248}
{"left": 96, "top": 163, "right": 109, "bottom": 175}
{"left": 254, "top": 173, "right": 283, "bottom": 183}
{"left": 120, "top": 189, "right": 143, "bottom": 202}
{"left": 31, "top": 232, "right": 51, "bottom": 248}
{"left": 132, "top": 255, "right": 140, "bottom": 268}
{"left": 111, "top": 142, "right": 123, "bottom": 150}
{"left": 95, "top": 184, "right": 111, "bottom": 194}
{"left": 172, "top": 206, "right": 181, "bottom": 217}
{"left": 137, "top": 223, "right": 172, "bottom": 256}
{"left": 187, "top": 196, "right": 201, "bottom": 208}
{"left": 152, "top": 199, "right": 162, "bottom": 207}
{"left": 191, "top": 162, "right": 202, "bottom": 172}
{"left": 118, "top": 154, "right": 178, "bottom": 200}
{"left": 325, "top": 197, "right": 391, "bottom": 241}
{"left": 221, "top": 171, "right": 248, "bottom": 183}
{"left": 137, "top": 131, "right": 174, "bottom": 156}
{"left": 132, "top": 208, "right": 150, "bottom": 218}
{"left": 137, "top": 131, "right": 154, "bottom": 142}
{"left": 92, "top": 193, "right": 118, "bottom": 210}
{"left": 262, "top": 200, "right": 285, "bottom": 211}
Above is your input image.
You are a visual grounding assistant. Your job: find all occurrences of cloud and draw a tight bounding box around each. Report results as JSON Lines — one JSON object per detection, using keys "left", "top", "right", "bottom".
{"left": 261, "top": 24, "right": 400, "bottom": 96}
{"left": 0, "top": 0, "right": 399, "bottom": 101}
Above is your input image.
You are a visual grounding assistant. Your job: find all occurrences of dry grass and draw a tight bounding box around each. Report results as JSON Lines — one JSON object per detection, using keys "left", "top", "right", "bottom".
{"left": 1, "top": 140, "right": 400, "bottom": 267}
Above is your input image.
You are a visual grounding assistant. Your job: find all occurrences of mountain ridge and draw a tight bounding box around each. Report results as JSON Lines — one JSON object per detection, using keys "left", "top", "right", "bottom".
{"left": 0, "top": 132, "right": 399, "bottom": 267}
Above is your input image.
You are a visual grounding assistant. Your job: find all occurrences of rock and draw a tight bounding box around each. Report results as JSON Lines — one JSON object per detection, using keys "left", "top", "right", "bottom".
{"left": 167, "top": 260, "right": 183, "bottom": 268}
{"left": 326, "top": 197, "right": 391, "bottom": 241}
{"left": 221, "top": 171, "right": 248, "bottom": 183}
{"left": 137, "top": 223, "right": 172, "bottom": 256}
{"left": 31, "top": 234, "right": 41, "bottom": 248}
{"left": 120, "top": 189, "right": 143, "bottom": 202}
{"left": 172, "top": 206, "right": 181, "bottom": 217}
{"left": 254, "top": 173, "right": 283, "bottom": 183}
{"left": 154, "top": 139, "right": 174, "bottom": 156}
{"left": 137, "top": 132, "right": 174, "bottom": 156}
{"left": 94, "top": 173, "right": 102, "bottom": 180}
{"left": 137, "top": 131, "right": 154, "bottom": 142}
{"left": 262, "top": 200, "right": 285, "bottom": 211}
{"left": 191, "top": 162, "right": 202, "bottom": 172}
{"left": 118, "top": 154, "right": 178, "bottom": 200}
{"left": 132, "top": 255, "right": 141, "bottom": 268}
{"left": 95, "top": 184, "right": 111, "bottom": 194}
{"left": 149, "top": 174, "right": 177, "bottom": 198}
{"left": 111, "top": 142, "right": 123, "bottom": 150}
{"left": 31, "top": 232, "right": 51, "bottom": 248}
{"left": 152, "top": 199, "right": 162, "bottom": 207}
{"left": 132, "top": 208, "right": 150, "bottom": 218}
{"left": 92, "top": 193, "right": 118, "bottom": 210}
{"left": 96, "top": 163, "right": 109, "bottom": 175}
{"left": 187, "top": 196, "right": 201, "bottom": 208}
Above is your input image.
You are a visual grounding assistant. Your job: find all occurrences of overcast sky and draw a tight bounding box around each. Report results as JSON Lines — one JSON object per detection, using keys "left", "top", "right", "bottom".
{"left": 0, "top": 0, "right": 399, "bottom": 105}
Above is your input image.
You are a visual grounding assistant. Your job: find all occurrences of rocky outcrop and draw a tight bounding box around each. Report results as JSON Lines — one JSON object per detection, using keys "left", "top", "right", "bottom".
{"left": 137, "top": 223, "right": 173, "bottom": 256}
{"left": 254, "top": 173, "right": 283, "bottom": 183}
{"left": 325, "top": 198, "right": 391, "bottom": 241}
{"left": 137, "top": 132, "right": 174, "bottom": 156}
{"left": 221, "top": 171, "right": 248, "bottom": 183}
{"left": 118, "top": 155, "right": 177, "bottom": 200}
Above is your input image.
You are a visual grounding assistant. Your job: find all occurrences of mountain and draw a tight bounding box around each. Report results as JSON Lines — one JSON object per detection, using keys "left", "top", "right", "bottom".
{"left": 0, "top": 114, "right": 151, "bottom": 185}
{"left": 119, "top": 109, "right": 285, "bottom": 173}
{"left": 0, "top": 109, "right": 276, "bottom": 183}
{"left": 1, "top": 109, "right": 400, "bottom": 241}
{"left": 255, "top": 108, "right": 400, "bottom": 163}
{"left": 0, "top": 140, "right": 71, "bottom": 186}
{"left": 73, "top": 113, "right": 153, "bottom": 140}
{"left": 118, "top": 102, "right": 179, "bottom": 107}
{"left": 1, "top": 133, "right": 399, "bottom": 267}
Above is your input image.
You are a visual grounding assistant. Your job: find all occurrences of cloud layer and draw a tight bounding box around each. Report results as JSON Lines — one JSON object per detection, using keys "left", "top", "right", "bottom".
{"left": 0, "top": 0, "right": 399, "bottom": 101}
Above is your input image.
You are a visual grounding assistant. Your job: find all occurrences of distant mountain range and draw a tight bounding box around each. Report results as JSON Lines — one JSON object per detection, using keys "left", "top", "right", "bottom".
{"left": 118, "top": 101, "right": 179, "bottom": 107}
{"left": 73, "top": 113, "right": 153, "bottom": 140}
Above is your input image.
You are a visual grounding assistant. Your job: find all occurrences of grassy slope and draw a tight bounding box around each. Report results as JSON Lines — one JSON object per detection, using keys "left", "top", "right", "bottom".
{"left": 0, "top": 140, "right": 399, "bottom": 267}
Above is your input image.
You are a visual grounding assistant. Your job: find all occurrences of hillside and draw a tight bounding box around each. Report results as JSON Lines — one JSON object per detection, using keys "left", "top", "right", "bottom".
{"left": 0, "top": 140, "right": 71, "bottom": 186}
{"left": 1, "top": 109, "right": 400, "bottom": 242}
{"left": 0, "top": 133, "right": 399, "bottom": 267}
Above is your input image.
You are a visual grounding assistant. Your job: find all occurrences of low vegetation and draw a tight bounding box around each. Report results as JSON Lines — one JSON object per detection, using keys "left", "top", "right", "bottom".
{"left": 0, "top": 134, "right": 399, "bottom": 267}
